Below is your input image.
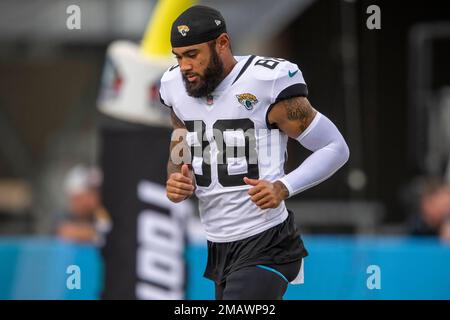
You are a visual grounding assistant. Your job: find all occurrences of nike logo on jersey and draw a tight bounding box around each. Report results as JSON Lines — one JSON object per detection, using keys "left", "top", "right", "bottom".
{"left": 288, "top": 70, "right": 299, "bottom": 77}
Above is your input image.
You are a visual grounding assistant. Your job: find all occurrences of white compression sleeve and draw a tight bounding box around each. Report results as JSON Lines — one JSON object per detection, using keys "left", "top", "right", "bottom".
{"left": 278, "top": 112, "right": 350, "bottom": 197}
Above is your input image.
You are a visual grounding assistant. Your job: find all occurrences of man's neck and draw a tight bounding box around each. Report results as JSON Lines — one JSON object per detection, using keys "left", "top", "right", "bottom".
{"left": 220, "top": 55, "right": 238, "bottom": 81}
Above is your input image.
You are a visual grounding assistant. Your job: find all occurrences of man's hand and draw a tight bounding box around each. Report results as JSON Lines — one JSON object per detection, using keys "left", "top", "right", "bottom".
{"left": 244, "top": 177, "right": 289, "bottom": 209}
{"left": 166, "top": 164, "right": 195, "bottom": 203}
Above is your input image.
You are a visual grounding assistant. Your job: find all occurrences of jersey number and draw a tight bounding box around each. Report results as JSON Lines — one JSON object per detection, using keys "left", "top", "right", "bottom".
{"left": 255, "top": 57, "right": 285, "bottom": 70}
{"left": 184, "top": 119, "right": 259, "bottom": 187}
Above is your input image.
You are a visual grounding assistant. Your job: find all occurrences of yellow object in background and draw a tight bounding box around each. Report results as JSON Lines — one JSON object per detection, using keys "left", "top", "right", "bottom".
{"left": 141, "top": 0, "right": 197, "bottom": 57}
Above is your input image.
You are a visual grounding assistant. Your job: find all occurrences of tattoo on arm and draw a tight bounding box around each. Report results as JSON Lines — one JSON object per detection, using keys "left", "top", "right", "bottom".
{"left": 268, "top": 96, "right": 317, "bottom": 138}
{"left": 167, "top": 110, "right": 188, "bottom": 177}
{"left": 171, "top": 109, "right": 185, "bottom": 129}
{"left": 284, "top": 97, "right": 317, "bottom": 132}
{"left": 167, "top": 157, "right": 181, "bottom": 177}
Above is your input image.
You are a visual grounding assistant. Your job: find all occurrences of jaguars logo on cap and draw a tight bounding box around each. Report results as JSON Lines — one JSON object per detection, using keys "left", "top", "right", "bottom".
{"left": 177, "top": 25, "right": 190, "bottom": 37}
{"left": 236, "top": 93, "right": 258, "bottom": 110}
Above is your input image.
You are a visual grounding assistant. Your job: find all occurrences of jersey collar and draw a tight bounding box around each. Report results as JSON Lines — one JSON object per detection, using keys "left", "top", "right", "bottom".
{"left": 211, "top": 56, "right": 248, "bottom": 95}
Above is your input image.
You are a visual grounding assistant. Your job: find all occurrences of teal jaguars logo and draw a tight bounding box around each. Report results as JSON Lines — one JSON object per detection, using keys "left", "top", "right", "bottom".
{"left": 236, "top": 93, "right": 258, "bottom": 110}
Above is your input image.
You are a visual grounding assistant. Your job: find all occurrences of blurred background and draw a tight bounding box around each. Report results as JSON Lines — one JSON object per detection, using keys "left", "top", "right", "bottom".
{"left": 0, "top": 0, "right": 450, "bottom": 300}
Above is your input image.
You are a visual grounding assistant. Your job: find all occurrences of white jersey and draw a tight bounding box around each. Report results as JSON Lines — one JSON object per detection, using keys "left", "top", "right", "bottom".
{"left": 160, "top": 55, "right": 308, "bottom": 242}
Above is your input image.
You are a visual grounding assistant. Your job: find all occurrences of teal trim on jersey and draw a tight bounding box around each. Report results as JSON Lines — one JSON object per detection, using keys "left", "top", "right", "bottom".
{"left": 288, "top": 69, "right": 299, "bottom": 77}
{"left": 256, "top": 265, "right": 289, "bottom": 283}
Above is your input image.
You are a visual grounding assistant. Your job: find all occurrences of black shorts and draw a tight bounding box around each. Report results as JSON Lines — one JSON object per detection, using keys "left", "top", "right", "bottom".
{"left": 204, "top": 210, "right": 308, "bottom": 285}
{"left": 214, "top": 260, "right": 303, "bottom": 300}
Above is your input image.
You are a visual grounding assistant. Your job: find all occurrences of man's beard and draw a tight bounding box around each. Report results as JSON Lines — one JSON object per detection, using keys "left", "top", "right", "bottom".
{"left": 182, "top": 47, "right": 225, "bottom": 98}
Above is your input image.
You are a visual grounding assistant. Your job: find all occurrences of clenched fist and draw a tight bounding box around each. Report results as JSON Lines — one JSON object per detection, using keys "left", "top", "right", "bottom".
{"left": 166, "top": 164, "right": 195, "bottom": 203}
{"left": 244, "top": 177, "right": 289, "bottom": 209}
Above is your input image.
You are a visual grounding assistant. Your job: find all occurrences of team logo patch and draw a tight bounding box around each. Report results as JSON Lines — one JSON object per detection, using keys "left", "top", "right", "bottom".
{"left": 177, "top": 25, "right": 190, "bottom": 37}
{"left": 236, "top": 93, "right": 258, "bottom": 110}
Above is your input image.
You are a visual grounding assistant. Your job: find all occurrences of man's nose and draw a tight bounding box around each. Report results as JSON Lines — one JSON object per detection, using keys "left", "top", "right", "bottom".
{"left": 179, "top": 60, "right": 192, "bottom": 72}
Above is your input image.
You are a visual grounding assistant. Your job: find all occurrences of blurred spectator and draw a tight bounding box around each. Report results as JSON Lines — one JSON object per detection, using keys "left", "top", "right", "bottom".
{"left": 56, "top": 165, "right": 111, "bottom": 245}
{"left": 405, "top": 176, "right": 450, "bottom": 241}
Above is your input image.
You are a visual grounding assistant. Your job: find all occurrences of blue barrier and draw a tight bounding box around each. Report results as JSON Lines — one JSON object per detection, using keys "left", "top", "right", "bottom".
{"left": 0, "top": 237, "right": 102, "bottom": 300}
{"left": 1, "top": 236, "right": 450, "bottom": 299}
{"left": 186, "top": 236, "right": 450, "bottom": 300}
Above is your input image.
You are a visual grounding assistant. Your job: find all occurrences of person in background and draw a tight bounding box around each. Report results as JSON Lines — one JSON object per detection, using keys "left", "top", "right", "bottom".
{"left": 407, "top": 176, "right": 450, "bottom": 242}
{"left": 56, "top": 164, "right": 111, "bottom": 245}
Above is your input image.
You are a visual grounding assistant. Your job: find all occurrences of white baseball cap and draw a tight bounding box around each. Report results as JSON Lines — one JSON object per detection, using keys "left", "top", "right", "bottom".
{"left": 64, "top": 165, "right": 102, "bottom": 196}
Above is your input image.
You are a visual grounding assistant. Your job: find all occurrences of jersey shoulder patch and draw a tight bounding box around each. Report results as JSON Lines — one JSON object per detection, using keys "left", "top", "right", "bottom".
{"left": 161, "top": 64, "right": 181, "bottom": 84}
{"left": 245, "top": 56, "right": 307, "bottom": 104}
{"left": 160, "top": 64, "right": 183, "bottom": 108}
{"left": 250, "top": 56, "right": 299, "bottom": 82}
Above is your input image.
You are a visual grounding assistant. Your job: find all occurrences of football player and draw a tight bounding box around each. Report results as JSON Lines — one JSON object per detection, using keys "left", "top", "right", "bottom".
{"left": 160, "top": 5, "right": 349, "bottom": 300}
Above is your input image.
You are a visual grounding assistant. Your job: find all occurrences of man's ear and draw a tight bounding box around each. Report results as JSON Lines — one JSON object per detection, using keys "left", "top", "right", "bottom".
{"left": 216, "top": 33, "right": 230, "bottom": 52}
